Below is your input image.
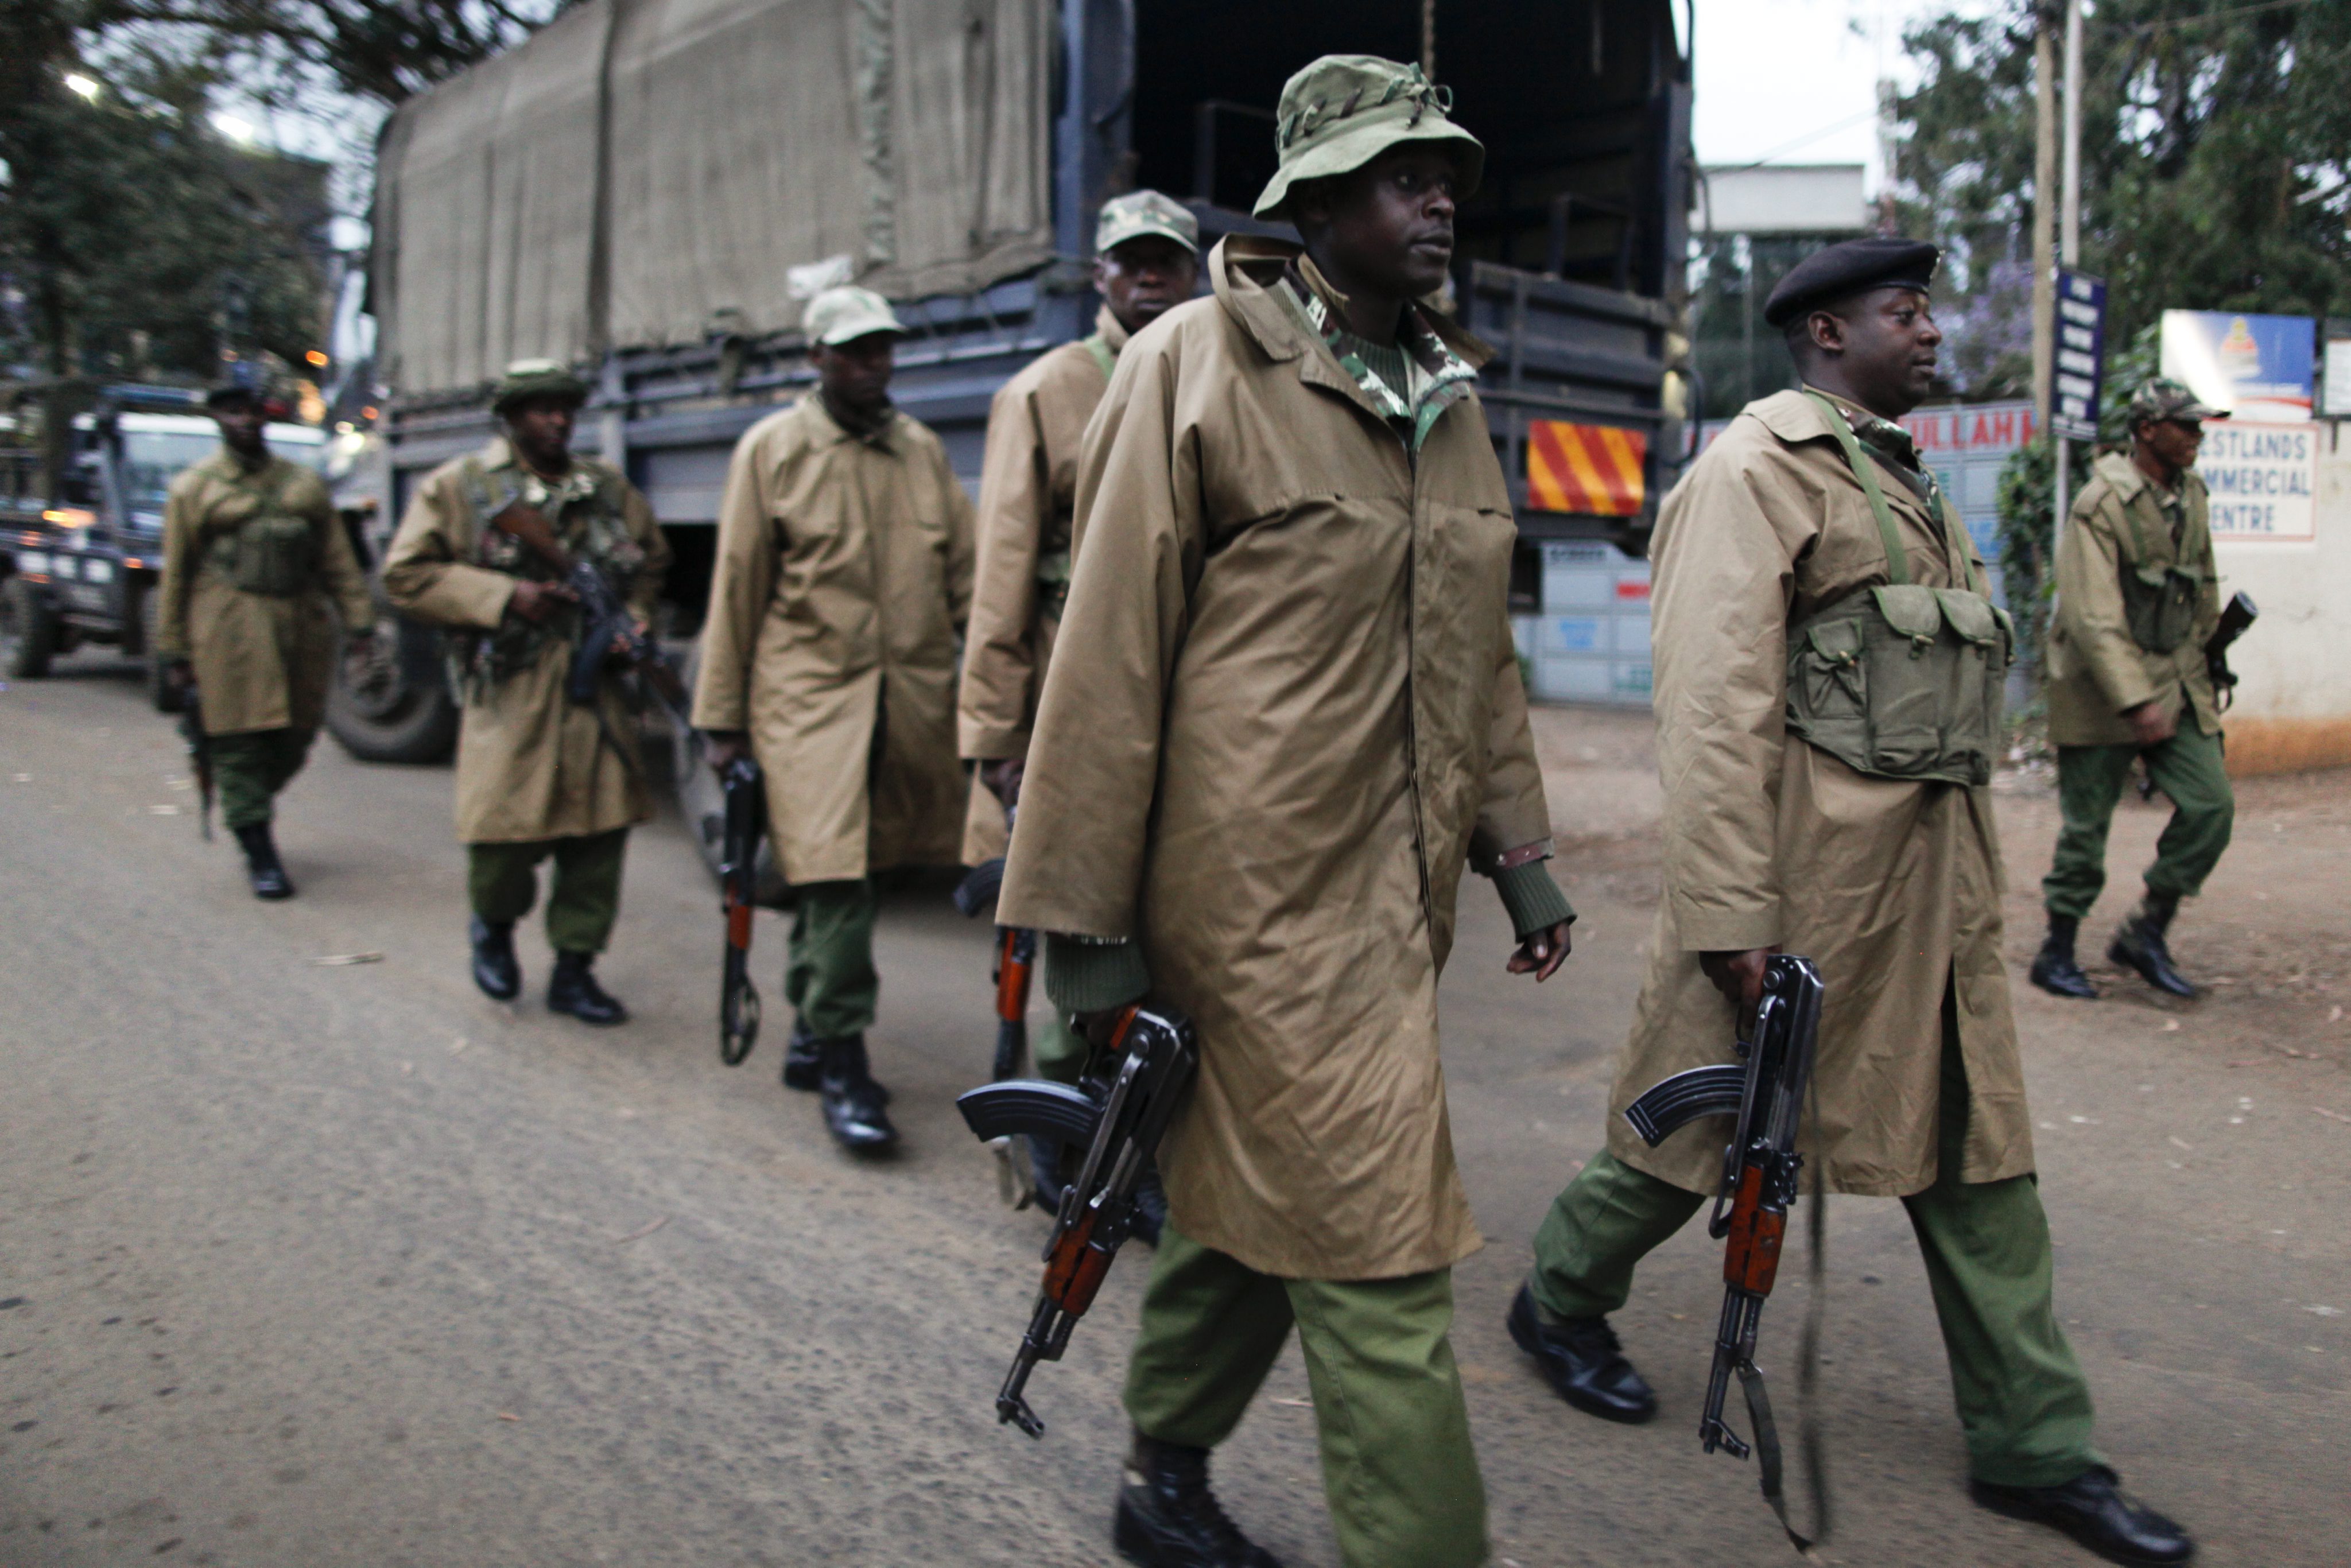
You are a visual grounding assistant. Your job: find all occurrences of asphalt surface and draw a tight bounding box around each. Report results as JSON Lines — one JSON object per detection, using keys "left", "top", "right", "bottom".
{"left": 2, "top": 655, "right": 2344, "bottom": 1567}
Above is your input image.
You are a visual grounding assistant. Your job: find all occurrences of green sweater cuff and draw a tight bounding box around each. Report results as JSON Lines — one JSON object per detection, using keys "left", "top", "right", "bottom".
{"left": 1043, "top": 933, "right": 1150, "bottom": 1014}
{"left": 1492, "top": 859, "right": 1575, "bottom": 939}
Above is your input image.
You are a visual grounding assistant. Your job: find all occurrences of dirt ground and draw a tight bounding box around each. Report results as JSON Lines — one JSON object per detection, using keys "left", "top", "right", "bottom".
{"left": 1, "top": 666, "right": 2343, "bottom": 1567}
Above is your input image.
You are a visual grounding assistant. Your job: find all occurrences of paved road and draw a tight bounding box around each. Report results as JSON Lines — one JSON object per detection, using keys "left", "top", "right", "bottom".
{"left": 2, "top": 655, "right": 2344, "bottom": 1566}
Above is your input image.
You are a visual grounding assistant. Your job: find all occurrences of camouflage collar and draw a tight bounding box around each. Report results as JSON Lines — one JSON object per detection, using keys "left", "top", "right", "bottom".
{"left": 1282, "top": 258, "right": 1479, "bottom": 453}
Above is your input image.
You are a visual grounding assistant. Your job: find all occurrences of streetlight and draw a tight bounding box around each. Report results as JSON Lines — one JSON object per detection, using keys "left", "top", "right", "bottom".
{"left": 63, "top": 72, "right": 100, "bottom": 102}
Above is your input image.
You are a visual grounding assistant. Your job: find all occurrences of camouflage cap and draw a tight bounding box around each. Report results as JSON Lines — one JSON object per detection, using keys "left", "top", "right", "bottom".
{"left": 2127, "top": 378, "right": 2222, "bottom": 426}
{"left": 1096, "top": 189, "right": 1200, "bottom": 257}
{"left": 803, "top": 285, "right": 908, "bottom": 347}
{"left": 492, "top": 357, "right": 590, "bottom": 414}
{"left": 1253, "top": 55, "right": 1483, "bottom": 220}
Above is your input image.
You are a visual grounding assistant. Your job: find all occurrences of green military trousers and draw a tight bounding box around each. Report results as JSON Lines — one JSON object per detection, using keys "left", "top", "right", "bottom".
{"left": 1031, "top": 1010, "right": 1087, "bottom": 1084}
{"left": 1124, "top": 1223, "right": 1487, "bottom": 1568}
{"left": 787, "top": 879, "right": 880, "bottom": 1039}
{"left": 211, "top": 727, "right": 316, "bottom": 830}
{"left": 2043, "top": 724, "right": 2234, "bottom": 921}
{"left": 468, "top": 828, "right": 629, "bottom": 955}
{"left": 1528, "top": 1000, "right": 2100, "bottom": 1489}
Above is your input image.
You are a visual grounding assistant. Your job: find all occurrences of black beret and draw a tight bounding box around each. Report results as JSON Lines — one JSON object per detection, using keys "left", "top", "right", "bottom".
{"left": 204, "top": 381, "right": 262, "bottom": 410}
{"left": 1763, "top": 236, "right": 1941, "bottom": 328}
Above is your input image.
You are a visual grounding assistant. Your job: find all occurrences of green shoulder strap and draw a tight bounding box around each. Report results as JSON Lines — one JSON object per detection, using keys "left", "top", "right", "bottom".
{"left": 1803, "top": 389, "right": 1911, "bottom": 587}
{"left": 1080, "top": 332, "right": 1116, "bottom": 382}
{"left": 1927, "top": 483, "right": 1987, "bottom": 597}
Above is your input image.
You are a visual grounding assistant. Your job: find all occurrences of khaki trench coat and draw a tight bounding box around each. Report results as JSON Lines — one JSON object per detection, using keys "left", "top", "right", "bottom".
{"left": 381, "top": 439, "right": 670, "bottom": 844}
{"left": 157, "top": 448, "right": 371, "bottom": 736}
{"left": 1606, "top": 390, "right": 2035, "bottom": 1197}
{"left": 956, "top": 306, "right": 1130, "bottom": 865}
{"left": 689, "top": 397, "right": 974, "bottom": 884}
{"left": 998, "top": 237, "right": 1555, "bottom": 1280}
{"left": 2047, "top": 451, "right": 2221, "bottom": 746}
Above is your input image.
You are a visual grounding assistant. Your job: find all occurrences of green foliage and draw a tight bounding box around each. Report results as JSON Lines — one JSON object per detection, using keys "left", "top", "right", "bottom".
{"left": 1996, "top": 432, "right": 2057, "bottom": 682}
{"left": 1895, "top": 0, "right": 2351, "bottom": 394}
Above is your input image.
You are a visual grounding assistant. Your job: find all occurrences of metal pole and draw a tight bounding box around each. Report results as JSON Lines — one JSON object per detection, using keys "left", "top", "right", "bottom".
{"left": 2030, "top": 10, "right": 2057, "bottom": 432}
{"left": 2053, "top": 0, "right": 2084, "bottom": 540}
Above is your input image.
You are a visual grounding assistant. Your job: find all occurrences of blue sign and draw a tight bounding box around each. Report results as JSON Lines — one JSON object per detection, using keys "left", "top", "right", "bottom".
{"left": 2160, "top": 310, "right": 2316, "bottom": 421}
{"left": 2050, "top": 269, "right": 2107, "bottom": 441}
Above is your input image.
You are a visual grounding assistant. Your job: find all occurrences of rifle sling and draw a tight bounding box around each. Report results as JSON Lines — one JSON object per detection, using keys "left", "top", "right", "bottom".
{"left": 1739, "top": 1057, "right": 1834, "bottom": 1557}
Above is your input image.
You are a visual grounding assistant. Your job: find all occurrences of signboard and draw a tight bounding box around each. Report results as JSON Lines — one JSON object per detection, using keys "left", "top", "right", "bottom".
{"left": 2050, "top": 269, "right": 2107, "bottom": 441}
{"left": 2201, "top": 421, "right": 2317, "bottom": 543}
{"left": 2323, "top": 339, "right": 2351, "bottom": 419}
{"left": 2161, "top": 311, "right": 2315, "bottom": 421}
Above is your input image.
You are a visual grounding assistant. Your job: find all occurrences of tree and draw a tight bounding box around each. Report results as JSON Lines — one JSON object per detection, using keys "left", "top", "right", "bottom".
{"left": 0, "top": 0, "right": 568, "bottom": 379}
{"left": 1894, "top": 0, "right": 2351, "bottom": 398}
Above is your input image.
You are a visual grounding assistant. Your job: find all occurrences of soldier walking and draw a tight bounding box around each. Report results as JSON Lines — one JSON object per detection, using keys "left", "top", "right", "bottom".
{"left": 381, "top": 359, "right": 672, "bottom": 1024}
{"left": 1507, "top": 240, "right": 2192, "bottom": 1566}
{"left": 958, "top": 189, "right": 1200, "bottom": 1102}
{"left": 999, "top": 57, "right": 1572, "bottom": 1568}
{"left": 157, "top": 380, "right": 375, "bottom": 899}
{"left": 693, "top": 286, "right": 975, "bottom": 1154}
{"left": 2032, "top": 380, "right": 2232, "bottom": 1000}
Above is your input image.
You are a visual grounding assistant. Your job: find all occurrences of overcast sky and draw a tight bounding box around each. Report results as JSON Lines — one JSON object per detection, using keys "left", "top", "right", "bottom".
{"left": 1691, "top": 0, "right": 2000, "bottom": 190}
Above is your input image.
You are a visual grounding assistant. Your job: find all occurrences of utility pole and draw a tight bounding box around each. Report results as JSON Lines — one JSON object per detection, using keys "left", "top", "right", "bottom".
{"left": 2053, "top": 0, "right": 2084, "bottom": 542}
{"left": 2030, "top": 7, "right": 2057, "bottom": 432}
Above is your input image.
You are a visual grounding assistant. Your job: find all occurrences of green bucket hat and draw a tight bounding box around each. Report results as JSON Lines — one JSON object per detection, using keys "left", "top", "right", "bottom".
{"left": 803, "top": 285, "right": 909, "bottom": 347}
{"left": 492, "top": 357, "right": 590, "bottom": 415}
{"left": 1253, "top": 55, "right": 1483, "bottom": 220}
{"left": 1096, "top": 189, "right": 1200, "bottom": 257}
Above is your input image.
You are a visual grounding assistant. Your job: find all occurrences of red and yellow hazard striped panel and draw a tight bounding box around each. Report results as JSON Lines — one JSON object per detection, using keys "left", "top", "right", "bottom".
{"left": 1526, "top": 420, "right": 1647, "bottom": 517}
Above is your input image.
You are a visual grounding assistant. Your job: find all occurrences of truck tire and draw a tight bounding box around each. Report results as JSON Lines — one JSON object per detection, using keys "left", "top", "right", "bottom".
{"left": 139, "top": 587, "right": 184, "bottom": 713}
{"left": 327, "top": 618, "right": 460, "bottom": 764}
{"left": 2, "top": 578, "right": 57, "bottom": 679}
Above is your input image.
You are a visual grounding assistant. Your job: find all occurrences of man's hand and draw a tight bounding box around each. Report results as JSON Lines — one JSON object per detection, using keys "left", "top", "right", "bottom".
{"left": 1507, "top": 920, "right": 1573, "bottom": 982}
{"left": 164, "top": 658, "right": 194, "bottom": 697}
{"left": 1700, "top": 946, "right": 1780, "bottom": 1033}
{"left": 704, "top": 730, "right": 748, "bottom": 774}
{"left": 980, "top": 756, "right": 1026, "bottom": 811}
{"left": 507, "top": 578, "right": 577, "bottom": 623}
{"left": 339, "top": 630, "right": 379, "bottom": 685}
{"left": 1073, "top": 1006, "right": 1126, "bottom": 1054}
{"left": 2125, "top": 697, "right": 2177, "bottom": 747}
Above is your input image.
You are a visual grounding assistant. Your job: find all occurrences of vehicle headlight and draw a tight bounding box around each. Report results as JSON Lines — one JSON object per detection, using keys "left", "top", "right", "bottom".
{"left": 83, "top": 557, "right": 114, "bottom": 583}
{"left": 17, "top": 550, "right": 49, "bottom": 576}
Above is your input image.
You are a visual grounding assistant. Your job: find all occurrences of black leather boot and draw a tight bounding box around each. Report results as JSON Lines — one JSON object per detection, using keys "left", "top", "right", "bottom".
{"left": 470, "top": 916, "right": 521, "bottom": 1000}
{"left": 1506, "top": 1283, "right": 1657, "bottom": 1423}
{"left": 1112, "top": 1434, "right": 1281, "bottom": 1568}
{"left": 232, "top": 822, "right": 294, "bottom": 900}
{"left": 1970, "top": 1464, "right": 2195, "bottom": 1565}
{"left": 2109, "top": 892, "right": 2196, "bottom": 998}
{"left": 2030, "top": 915, "right": 2100, "bottom": 999}
{"left": 547, "top": 951, "right": 629, "bottom": 1025}
{"left": 782, "top": 1018, "right": 821, "bottom": 1092}
{"left": 817, "top": 1034, "right": 897, "bottom": 1152}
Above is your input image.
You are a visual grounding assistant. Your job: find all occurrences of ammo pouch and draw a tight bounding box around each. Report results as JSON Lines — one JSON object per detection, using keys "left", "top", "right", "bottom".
{"left": 1783, "top": 391, "right": 2011, "bottom": 787}
{"left": 206, "top": 468, "right": 316, "bottom": 597}
{"left": 226, "top": 511, "right": 318, "bottom": 596}
{"left": 2108, "top": 494, "right": 2202, "bottom": 654}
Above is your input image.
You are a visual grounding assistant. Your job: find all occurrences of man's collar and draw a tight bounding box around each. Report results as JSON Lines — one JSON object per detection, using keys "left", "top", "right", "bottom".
{"left": 805, "top": 391, "right": 897, "bottom": 449}
{"left": 1208, "top": 234, "right": 1492, "bottom": 372}
{"left": 1095, "top": 304, "right": 1132, "bottom": 355}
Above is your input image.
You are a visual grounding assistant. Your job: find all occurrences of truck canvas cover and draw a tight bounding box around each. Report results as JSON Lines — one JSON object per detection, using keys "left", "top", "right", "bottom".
{"left": 372, "top": 0, "right": 1056, "bottom": 395}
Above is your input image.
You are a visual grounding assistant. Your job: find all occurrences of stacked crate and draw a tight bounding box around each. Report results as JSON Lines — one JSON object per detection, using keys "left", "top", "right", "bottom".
{"left": 1513, "top": 541, "right": 1653, "bottom": 708}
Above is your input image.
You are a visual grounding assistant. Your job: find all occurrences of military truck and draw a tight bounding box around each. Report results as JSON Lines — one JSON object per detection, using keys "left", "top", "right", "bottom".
{"left": 359, "top": 0, "right": 1696, "bottom": 843}
{"left": 0, "top": 382, "right": 332, "bottom": 706}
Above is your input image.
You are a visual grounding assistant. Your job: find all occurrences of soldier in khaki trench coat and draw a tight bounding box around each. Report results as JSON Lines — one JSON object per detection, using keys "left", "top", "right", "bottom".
{"left": 1508, "top": 240, "right": 2193, "bottom": 1567}
{"left": 957, "top": 189, "right": 1199, "bottom": 1115}
{"left": 382, "top": 360, "right": 671, "bottom": 1026}
{"left": 693, "top": 285, "right": 974, "bottom": 1154}
{"left": 157, "top": 381, "right": 374, "bottom": 899}
{"left": 998, "top": 57, "right": 1572, "bottom": 1568}
{"left": 2030, "top": 380, "right": 2232, "bottom": 1002}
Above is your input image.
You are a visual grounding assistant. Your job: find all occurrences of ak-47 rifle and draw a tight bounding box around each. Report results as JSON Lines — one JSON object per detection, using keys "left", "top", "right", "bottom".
{"left": 1624, "top": 953, "right": 1828, "bottom": 1550}
{"left": 718, "top": 754, "right": 765, "bottom": 1066}
{"left": 957, "top": 1003, "right": 1197, "bottom": 1437}
{"left": 2204, "top": 590, "right": 2257, "bottom": 712}
{"left": 178, "top": 683, "right": 213, "bottom": 841}
{"left": 486, "top": 500, "right": 689, "bottom": 716}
